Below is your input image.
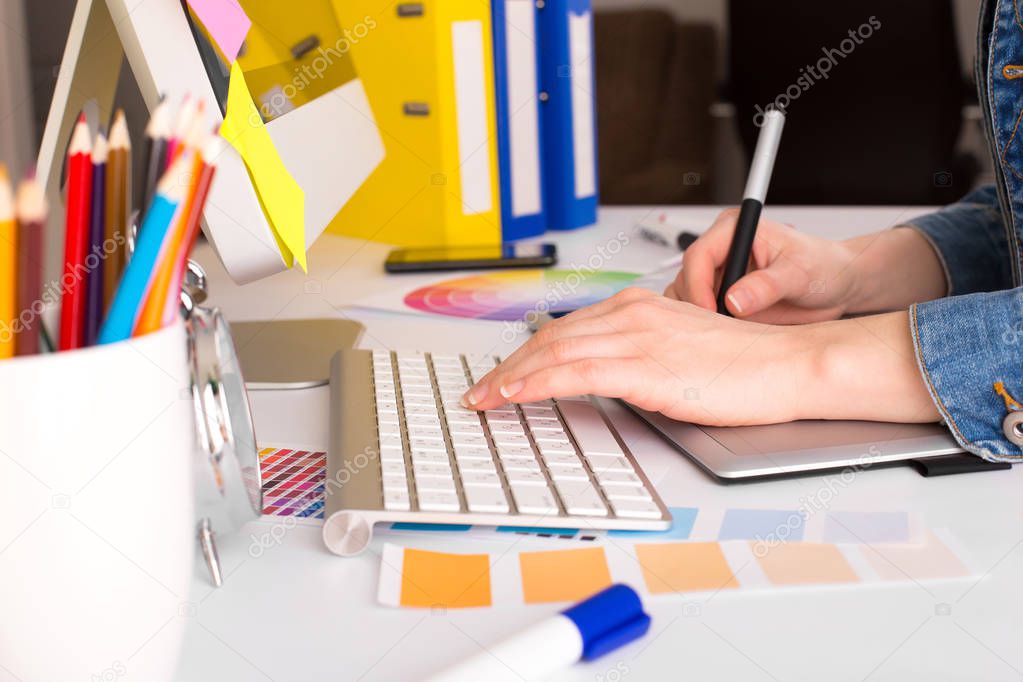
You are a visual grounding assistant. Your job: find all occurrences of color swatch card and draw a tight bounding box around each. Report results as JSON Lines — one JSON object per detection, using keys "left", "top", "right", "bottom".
{"left": 357, "top": 269, "right": 640, "bottom": 322}
{"left": 378, "top": 530, "right": 975, "bottom": 609}
{"left": 258, "top": 446, "right": 326, "bottom": 522}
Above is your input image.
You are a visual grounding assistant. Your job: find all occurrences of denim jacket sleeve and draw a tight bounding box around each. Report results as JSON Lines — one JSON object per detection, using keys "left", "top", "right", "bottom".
{"left": 903, "top": 185, "right": 1023, "bottom": 461}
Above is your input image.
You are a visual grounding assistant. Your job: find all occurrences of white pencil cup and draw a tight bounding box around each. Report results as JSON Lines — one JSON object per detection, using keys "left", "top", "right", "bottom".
{"left": 0, "top": 321, "right": 196, "bottom": 681}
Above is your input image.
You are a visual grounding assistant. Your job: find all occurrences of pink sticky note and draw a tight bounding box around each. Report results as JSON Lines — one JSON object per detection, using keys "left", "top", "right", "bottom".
{"left": 186, "top": 0, "right": 252, "bottom": 62}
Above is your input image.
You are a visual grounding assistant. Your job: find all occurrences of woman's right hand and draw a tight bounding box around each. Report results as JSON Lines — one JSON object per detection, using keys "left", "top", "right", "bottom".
{"left": 665, "top": 209, "right": 863, "bottom": 324}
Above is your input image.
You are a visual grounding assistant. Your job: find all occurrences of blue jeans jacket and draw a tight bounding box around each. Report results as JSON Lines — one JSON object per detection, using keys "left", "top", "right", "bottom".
{"left": 907, "top": 0, "right": 1023, "bottom": 460}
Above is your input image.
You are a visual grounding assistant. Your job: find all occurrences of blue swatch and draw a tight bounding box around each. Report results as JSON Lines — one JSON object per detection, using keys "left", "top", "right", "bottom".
{"left": 389, "top": 523, "right": 472, "bottom": 532}
{"left": 608, "top": 507, "right": 698, "bottom": 539}
{"left": 823, "top": 511, "right": 909, "bottom": 544}
{"left": 718, "top": 509, "right": 805, "bottom": 542}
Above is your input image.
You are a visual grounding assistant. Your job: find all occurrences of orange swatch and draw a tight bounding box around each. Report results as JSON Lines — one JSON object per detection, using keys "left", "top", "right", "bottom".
{"left": 400, "top": 547, "right": 491, "bottom": 608}
{"left": 862, "top": 532, "right": 969, "bottom": 581}
{"left": 753, "top": 542, "right": 859, "bottom": 586}
{"left": 519, "top": 547, "right": 612, "bottom": 604}
{"left": 635, "top": 542, "right": 739, "bottom": 594}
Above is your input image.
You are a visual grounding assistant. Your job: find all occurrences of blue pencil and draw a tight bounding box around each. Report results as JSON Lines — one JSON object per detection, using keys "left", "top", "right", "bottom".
{"left": 98, "top": 152, "right": 190, "bottom": 344}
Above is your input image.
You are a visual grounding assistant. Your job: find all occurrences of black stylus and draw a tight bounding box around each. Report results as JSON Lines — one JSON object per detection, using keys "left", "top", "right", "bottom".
{"left": 716, "top": 109, "right": 786, "bottom": 315}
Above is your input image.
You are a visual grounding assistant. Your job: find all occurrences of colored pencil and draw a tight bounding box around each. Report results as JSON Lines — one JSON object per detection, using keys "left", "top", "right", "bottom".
{"left": 84, "top": 130, "right": 107, "bottom": 346}
{"left": 0, "top": 165, "right": 14, "bottom": 360}
{"left": 166, "top": 96, "right": 197, "bottom": 167}
{"left": 14, "top": 172, "right": 47, "bottom": 356}
{"left": 98, "top": 152, "right": 191, "bottom": 344}
{"left": 162, "top": 133, "right": 222, "bottom": 325}
{"left": 140, "top": 98, "right": 170, "bottom": 221}
{"left": 105, "top": 109, "right": 131, "bottom": 307}
{"left": 134, "top": 140, "right": 204, "bottom": 335}
{"left": 58, "top": 114, "right": 93, "bottom": 351}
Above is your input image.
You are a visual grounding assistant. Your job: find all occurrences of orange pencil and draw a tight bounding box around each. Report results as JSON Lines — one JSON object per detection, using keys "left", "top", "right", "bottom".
{"left": 58, "top": 114, "right": 93, "bottom": 350}
{"left": 162, "top": 134, "right": 222, "bottom": 325}
{"left": 0, "top": 165, "right": 14, "bottom": 359}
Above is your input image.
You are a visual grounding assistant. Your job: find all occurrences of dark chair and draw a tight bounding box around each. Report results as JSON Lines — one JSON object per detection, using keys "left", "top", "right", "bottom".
{"left": 727, "top": 1, "right": 975, "bottom": 204}
{"left": 594, "top": 10, "right": 717, "bottom": 204}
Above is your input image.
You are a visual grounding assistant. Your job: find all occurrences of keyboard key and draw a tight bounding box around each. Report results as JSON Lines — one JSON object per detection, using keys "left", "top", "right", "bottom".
{"left": 379, "top": 434, "right": 403, "bottom": 449}
{"left": 592, "top": 470, "right": 643, "bottom": 486}
{"left": 379, "top": 449, "right": 405, "bottom": 462}
{"left": 484, "top": 410, "right": 519, "bottom": 423}
{"left": 542, "top": 453, "right": 585, "bottom": 468}
{"left": 450, "top": 434, "right": 488, "bottom": 448}
{"left": 484, "top": 423, "right": 523, "bottom": 435}
{"left": 585, "top": 455, "right": 633, "bottom": 473}
{"left": 555, "top": 482, "right": 608, "bottom": 517}
{"left": 407, "top": 425, "right": 444, "bottom": 439}
{"left": 448, "top": 424, "right": 485, "bottom": 437}
{"left": 548, "top": 467, "right": 590, "bottom": 481}
{"left": 505, "top": 470, "right": 547, "bottom": 486}
{"left": 501, "top": 459, "right": 541, "bottom": 472}
{"left": 403, "top": 404, "right": 439, "bottom": 416}
{"left": 408, "top": 437, "right": 446, "bottom": 452}
{"left": 496, "top": 444, "right": 535, "bottom": 459}
{"left": 382, "top": 475, "right": 408, "bottom": 492}
{"left": 604, "top": 486, "right": 653, "bottom": 501}
{"left": 608, "top": 498, "right": 662, "bottom": 519}
{"left": 413, "top": 462, "right": 452, "bottom": 478}
{"left": 510, "top": 485, "right": 558, "bottom": 514}
{"left": 525, "top": 417, "right": 562, "bottom": 430}
{"left": 376, "top": 401, "right": 398, "bottom": 412}
{"left": 491, "top": 433, "right": 529, "bottom": 447}
{"left": 538, "top": 442, "right": 574, "bottom": 455}
{"left": 464, "top": 486, "right": 510, "bottom": 513}
{"left": 456, "top": 460, "right": 498, "bottom": 473}
{"left": 532, "top": 433, "right": 572, "bottom": 445}
{"left": 384, "top": 490, "right": 410, "bottom": 511}
{"left": 460, "top": 471, "right": 502, "bottom": 487}
{"left": 382, "top": 461, "right": 407, "bottom": 476}
{"left": 445, "top": 413, "right": 481, "bottom": 425}
{"left": 521, "top": 405, "right": 555, "bottom": 416}
{"left": 378, "top": 422, "right": 401, "bottom": 436}
{"left": 415, "top": 477, "right": 456, "bottom": 493}
{"left": 454, "top": 446, "right": 492, "bottom": 461}
{"left": 378, "top": 411, "right": 400, "bottom": 425}
{"left": 401, "top": 387, "right": 435, "bottom": 398}
{"left": 410, "top": 450, "right": 449, "bottom": 464}
{"left": 557, "top": 401, "right": 625, "bottom": 456}
{"left": 418, "top": 491, "right": 460, "bottom": 512}
{"left": 406, "top": 414, "right": 446, "bottom": 427}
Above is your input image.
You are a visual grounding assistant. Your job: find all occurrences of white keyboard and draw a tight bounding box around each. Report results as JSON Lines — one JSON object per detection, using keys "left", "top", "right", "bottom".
{"left": 371, "top": 350, "right": 668, "bottom": 523}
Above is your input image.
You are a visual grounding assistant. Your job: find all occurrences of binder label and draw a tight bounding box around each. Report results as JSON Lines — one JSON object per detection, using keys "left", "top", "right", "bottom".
{"left": 568, "top": 9, "right": 597, "bottom": 199}
{"left": 452, "top": 21, "right": 494, "bottom": 215}
{"left": 506, "top": 0, "right": 543, "bottom": 217}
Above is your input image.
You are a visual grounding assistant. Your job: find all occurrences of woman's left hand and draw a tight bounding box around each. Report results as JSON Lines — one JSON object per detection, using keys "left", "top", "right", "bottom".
{"left": 461, "top": 288, "right": 813, "bottom": 426}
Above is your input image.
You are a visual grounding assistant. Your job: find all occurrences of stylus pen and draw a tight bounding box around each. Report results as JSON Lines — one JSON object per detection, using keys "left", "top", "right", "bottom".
{"left": 716, "top": 109, "right": 786, "bottom": 315}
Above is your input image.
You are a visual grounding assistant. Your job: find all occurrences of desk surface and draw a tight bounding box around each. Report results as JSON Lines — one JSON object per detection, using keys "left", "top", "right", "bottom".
{"left": 181, "top": 207, "right": 1023, "bottom": 682}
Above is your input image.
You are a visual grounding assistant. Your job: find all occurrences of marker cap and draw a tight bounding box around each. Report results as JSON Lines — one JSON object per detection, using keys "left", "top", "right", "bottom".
{"left": 561, "top": 584, "right": 651, "bottom": 660}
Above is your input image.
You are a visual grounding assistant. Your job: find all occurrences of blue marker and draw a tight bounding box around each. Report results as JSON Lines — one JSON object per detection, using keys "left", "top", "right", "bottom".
{"left": 427, "top": 584, "right": 651, "bottom": 681}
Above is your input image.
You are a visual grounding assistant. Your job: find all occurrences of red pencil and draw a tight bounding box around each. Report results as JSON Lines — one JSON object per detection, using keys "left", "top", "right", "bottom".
{"left": 59, "top": 114, "right": 93, "bottom": 350}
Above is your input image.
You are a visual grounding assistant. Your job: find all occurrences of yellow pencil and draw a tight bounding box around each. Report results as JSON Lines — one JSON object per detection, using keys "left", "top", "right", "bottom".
{"left": 0, "top": 164, "right": 15, "bottom": 359}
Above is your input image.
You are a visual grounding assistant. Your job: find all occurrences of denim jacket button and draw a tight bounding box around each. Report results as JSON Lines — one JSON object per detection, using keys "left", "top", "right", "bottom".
{"left": 1002, "top": 411, "right": 1023, "bottom": 446}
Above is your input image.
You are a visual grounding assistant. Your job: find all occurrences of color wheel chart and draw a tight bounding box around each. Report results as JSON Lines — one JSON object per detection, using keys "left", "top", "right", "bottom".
{"left": 402, "top": 269, "right": 640, "bottom": 321}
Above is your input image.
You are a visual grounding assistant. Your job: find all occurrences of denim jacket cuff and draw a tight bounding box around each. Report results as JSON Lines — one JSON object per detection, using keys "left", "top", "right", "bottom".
{"left": 910, "top": 289, "right": 1023, "bottom": 461}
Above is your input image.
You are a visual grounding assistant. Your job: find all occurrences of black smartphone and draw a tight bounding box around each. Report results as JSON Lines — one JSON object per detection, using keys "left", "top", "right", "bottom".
{"left": 384, "top": 243, "right": 558, "bottom": 273}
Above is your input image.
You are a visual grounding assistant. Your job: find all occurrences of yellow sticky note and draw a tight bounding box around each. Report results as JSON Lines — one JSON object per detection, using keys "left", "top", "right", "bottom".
{"left": 519, "top": 547, "right": 612, "bottom": 604}
{"left": 221, "top": 61, "right": 307, "bottom": 271}
{"left": 399, "top": 547, "right": 492, "bottom": 608}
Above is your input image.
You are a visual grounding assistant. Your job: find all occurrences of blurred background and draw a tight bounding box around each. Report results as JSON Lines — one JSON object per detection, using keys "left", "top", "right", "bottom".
{"left": 0, "top": 0, "right": 989, "bottom": 207}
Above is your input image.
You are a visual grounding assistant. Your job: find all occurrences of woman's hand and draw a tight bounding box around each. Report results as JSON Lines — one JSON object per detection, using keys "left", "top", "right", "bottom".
{"left": 665, "top": 210, "right": 948, "bottom": 323}
{"left": 664, "top": 209, "right": 861, "bottom": 323}
{"left": 462, "top": 288, "right": 940, "bottom": 426}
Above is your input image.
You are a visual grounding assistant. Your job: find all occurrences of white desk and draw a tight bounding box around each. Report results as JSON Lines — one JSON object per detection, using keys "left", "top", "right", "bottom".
{"left": 177, "top": 207, "right": 1023, "bottom": 682}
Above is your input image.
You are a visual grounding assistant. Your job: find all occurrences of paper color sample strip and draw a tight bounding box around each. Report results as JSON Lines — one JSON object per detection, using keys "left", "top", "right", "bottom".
{"left": 519, "top": 547, "right": 612, "bottom": 604}
{"left": 258, "top": 446, "right": 326, "bottom": 521}
{"left": 221, "top": 61, "right": 307, "bottom": 271}
{"left": 186, "top": 0, "right": 251, "bottom": 62}
{"left": 378, "top": 544, "right": 492, "bottom": 608}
